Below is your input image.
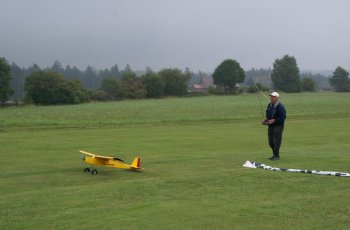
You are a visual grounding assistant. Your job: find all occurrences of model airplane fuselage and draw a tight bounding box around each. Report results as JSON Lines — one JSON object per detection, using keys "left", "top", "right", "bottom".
{"left": 80, "top": 150, "right": 142, "bottom": 175}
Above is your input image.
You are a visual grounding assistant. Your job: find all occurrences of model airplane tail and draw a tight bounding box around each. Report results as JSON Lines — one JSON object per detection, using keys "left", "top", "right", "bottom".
{"left": 131, "top": 157, "right": 141, "bottom": 169}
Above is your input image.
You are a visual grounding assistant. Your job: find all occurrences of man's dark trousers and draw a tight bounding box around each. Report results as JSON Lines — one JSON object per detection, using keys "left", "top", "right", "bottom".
{"left": 268, "top": 125, "right": 284, "bottom": 158}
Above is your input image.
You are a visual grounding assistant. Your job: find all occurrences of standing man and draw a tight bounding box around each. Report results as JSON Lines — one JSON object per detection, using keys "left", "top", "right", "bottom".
{"left": 262, "top": 92, "right": 286, "bottom": 160}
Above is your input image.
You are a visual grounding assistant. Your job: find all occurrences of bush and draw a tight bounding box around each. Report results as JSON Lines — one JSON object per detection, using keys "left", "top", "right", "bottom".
{"left": 25, "top": 71, "right": 90, "bottom": 105}
{"left": 91, "top": 90, "right": 109, "bottom": 101}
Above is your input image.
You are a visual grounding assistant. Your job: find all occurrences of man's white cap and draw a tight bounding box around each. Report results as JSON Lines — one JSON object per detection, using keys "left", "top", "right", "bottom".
{"left": 269, "top": 92, "right": 279, "bottom": 97}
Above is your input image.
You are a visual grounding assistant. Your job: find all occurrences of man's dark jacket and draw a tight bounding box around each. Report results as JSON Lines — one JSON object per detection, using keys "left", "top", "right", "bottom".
{"left": 265, "top": 102, "right": 286, "bottom": 126}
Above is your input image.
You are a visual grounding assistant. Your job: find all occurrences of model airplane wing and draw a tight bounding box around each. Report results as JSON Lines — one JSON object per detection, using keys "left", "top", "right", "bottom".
{"left": 80, "top": 150, "right": 113, "bottom": 159}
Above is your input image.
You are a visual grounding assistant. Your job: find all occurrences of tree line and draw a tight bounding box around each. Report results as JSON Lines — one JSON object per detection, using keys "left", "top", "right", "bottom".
{"left": 1, "top": 55, "right": 350, "bottom": 105}
{"left": 3, "top": 60, "right": 197, "bottom": 105}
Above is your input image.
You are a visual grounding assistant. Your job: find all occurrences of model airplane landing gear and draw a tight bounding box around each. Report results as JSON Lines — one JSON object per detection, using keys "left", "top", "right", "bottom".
{"left": 84, "top": 167, "right": 98, "bottom": 175}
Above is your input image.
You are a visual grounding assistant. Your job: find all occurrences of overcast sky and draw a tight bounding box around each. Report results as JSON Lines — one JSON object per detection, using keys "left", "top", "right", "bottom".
{"left": 1, "top": 0, "right": 349, "bottom": 72}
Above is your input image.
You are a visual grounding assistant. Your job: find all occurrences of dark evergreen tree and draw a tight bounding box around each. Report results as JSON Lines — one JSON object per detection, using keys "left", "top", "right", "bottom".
{"left": 110, "top": 64, "right": 121, "bottom": 79}
{"left": 0, "top": 58, "right": 13, "bottom": 104}
{"left": 26, "top": 63, "right": 41, "bottom": 74}
{"left": 51, "top": 60, "right": 65, "bottom": 74}
{"left": 64, "top": 65, "right": 82, "bottom": 81}
{"left": 121, "top": 64, "right": 133, "bottom": 76}
{"left": 329, "top": 66, "right": 350, "bottom": 92}
{"left": 99, "top": 68, "right": 110, "bottom": 79}
{"left": 271, "top": 55, "right": 301, "bottom": 92}
{"left": 82, "top": 65, "right": 98, "bottom": 90}
{"left": 10, "top": 62, "right": 25, "bottom": 101}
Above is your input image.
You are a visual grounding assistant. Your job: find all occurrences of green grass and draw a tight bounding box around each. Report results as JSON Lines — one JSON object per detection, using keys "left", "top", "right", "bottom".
{"left": 1, "top": 92, "right": 349, "bottom": 129}
{"left": 1, "top": 93, "right": 350, "bottom": 229}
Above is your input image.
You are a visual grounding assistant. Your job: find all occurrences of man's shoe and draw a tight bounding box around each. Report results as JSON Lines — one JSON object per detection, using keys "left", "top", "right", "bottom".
{"left": 269, "top": 156, "right": 279, "bottom": 160}
{"left": 268, "top": 156, "right": 275, "bottom": 160}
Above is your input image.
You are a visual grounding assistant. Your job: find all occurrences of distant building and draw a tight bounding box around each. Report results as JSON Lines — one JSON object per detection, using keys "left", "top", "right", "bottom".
{"left": 189, "top": 75, "right": 214, "bottom": 93}
{"left": 190, "top": 84, "right": 206, "bottom": 93}
{"left": 4, "top": 99, "right": 23, "bottom": 105}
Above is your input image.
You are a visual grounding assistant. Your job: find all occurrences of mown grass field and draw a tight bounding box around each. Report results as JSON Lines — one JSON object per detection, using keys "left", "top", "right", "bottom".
{"left": 1, "top": 93, "right": 350, "bottom": 229}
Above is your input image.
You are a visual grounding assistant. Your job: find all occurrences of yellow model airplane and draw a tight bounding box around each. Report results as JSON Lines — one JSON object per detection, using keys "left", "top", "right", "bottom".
{"left": 80, "top": 150, "right": 142, "bottom": 175}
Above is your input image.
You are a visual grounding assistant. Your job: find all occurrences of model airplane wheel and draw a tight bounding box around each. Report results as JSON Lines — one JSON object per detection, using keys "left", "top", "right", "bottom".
{"left": 91, "top": 170, "right": 98, "bottom": 175}
{"left": 84, "top": 168, "right": 90, "bottom": 173}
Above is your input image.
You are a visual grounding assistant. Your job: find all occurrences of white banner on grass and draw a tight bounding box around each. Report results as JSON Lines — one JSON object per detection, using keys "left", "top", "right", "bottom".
{"left": 243, "top": 160, "right": 350, "bottom": 177}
